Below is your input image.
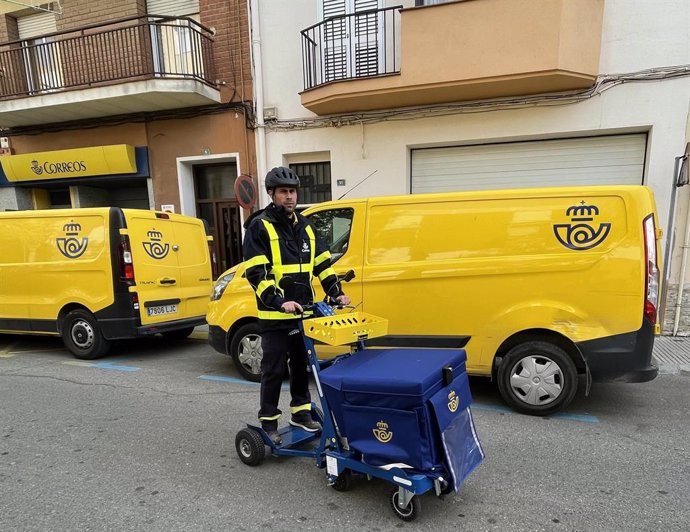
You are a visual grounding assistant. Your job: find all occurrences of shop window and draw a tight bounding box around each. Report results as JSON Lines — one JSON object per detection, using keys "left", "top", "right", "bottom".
{"left": 290, "top": 162, "right": 332, "bottom": 206}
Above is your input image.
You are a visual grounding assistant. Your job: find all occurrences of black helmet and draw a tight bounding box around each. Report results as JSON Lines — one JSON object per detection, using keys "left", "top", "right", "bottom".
{"left": 265, "top": 166, "right": 300, "bottom": 192}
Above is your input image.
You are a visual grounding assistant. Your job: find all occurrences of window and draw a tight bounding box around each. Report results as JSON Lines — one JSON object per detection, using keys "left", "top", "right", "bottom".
{"left": 307, "top": 208, "right": 354, "bottom": 263}
{"left": 290, "top": 162, "right": 332, "bottom": 205}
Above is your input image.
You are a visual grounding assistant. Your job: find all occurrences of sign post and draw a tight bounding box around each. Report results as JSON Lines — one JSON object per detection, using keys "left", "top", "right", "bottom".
{"left": 234, "top": 174, "right": 257, "bottom": 210}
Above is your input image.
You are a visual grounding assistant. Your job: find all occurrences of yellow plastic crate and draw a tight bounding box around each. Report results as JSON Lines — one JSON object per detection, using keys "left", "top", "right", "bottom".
{"left": 303, "top": 312, "right": 388, "bottom": 346}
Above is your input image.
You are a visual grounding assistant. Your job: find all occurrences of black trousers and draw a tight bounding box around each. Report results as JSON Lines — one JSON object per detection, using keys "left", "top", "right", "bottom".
{"left": 258, "top": 328, "right": 311, "bottom": 428}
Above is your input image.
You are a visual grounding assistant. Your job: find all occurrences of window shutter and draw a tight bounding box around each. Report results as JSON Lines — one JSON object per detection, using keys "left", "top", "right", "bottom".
{"left": 411, "top": 134, "right": 648, "bottom": 193}
{"left": 17, "top": 11, "right": 57, "bottom": 40}
{"left": 146, "top": 0, "right": 200, "bottom": 16}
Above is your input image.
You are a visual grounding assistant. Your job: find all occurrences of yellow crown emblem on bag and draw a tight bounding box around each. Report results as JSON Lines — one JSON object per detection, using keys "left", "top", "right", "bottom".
{"left": 448, "top": 390, "right": 459, "bottom": 413}
{"left": 373, "top": 420, "right": 393, "bottom": 443}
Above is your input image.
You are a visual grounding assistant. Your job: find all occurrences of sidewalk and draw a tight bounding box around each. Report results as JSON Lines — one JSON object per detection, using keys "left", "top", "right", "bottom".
{"left": 653, "top": 335, "right": 690, "bottom": 376}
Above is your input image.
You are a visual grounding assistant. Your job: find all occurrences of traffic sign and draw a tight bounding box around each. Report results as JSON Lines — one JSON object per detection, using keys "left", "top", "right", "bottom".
{"left": 234, "top": 174, "right": 257, "bottom": 210}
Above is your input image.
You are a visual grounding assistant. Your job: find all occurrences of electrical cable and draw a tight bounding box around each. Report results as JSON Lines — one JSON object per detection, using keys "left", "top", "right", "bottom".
{"left": 260, "top": 64, "right": 690, "bottom": 132}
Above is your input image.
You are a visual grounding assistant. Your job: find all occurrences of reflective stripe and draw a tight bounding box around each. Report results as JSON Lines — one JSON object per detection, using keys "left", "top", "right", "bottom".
{"left": 262, "top": 219, "right": 283, "bottom": 286}
{"left": 290, "top": 404, "right": 312, "bottom": 414}
{"left": 314, "top": 250, "right": 331, "bottom": 267}
{"left": 258, "top": 309, "right": 314, "bottom": 320}
{"left": 259, "top": 414, "right": 281, "bottom": 421}
{"left": 278, "top": 264, "right": 312, "bottom": 274}
{"left": 256, "top": 279, "right": 275, "bottom": 298}
{"left": 245, "top": 254, "right": 269, "bottom": 269}
{"left": 305, "top": 225, "right": 316, "bottom": 266}
{"left": 318, "top": 267, "right": 337, "bottom": 282}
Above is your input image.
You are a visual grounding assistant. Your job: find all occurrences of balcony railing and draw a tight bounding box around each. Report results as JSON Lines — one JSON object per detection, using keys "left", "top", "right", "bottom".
{"left": 301, "top": 6, "right": 401, "bottom": 90}
{"left": 0, "top": 15, "right": 216, "bottom": 100}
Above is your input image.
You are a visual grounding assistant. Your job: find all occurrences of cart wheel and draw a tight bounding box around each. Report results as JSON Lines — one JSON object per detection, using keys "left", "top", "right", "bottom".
{"left": 235, "top": 428, "right": 265, "bottom": 466}
{"left": 331, "top": 470, "right": 352, "bottom": 492}
{"left": 390, "top": 488, "right": 421, "bottom": 521}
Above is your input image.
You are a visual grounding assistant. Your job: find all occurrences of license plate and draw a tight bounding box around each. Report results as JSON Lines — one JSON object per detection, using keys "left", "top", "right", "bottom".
{"left": 146, "top": 304, "right": 178, "bottom": 317}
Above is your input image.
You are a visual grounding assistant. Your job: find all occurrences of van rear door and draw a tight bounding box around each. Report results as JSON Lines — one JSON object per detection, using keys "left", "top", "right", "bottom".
{"left": 123, "top": 210, "right": 212, "bottom": 326}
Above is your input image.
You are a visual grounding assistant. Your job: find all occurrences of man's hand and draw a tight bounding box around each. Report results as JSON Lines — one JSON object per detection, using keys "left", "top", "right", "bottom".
{"left": 335, "top": 294, "right": 351, "bottom": 306}
{"left": 281, "top": 301, "right": 304, "bottom": 314}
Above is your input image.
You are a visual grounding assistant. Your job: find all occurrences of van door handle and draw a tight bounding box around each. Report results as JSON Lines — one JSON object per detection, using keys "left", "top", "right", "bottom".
{"left": 158, "top": 277, "right": 177, "bottom": 285}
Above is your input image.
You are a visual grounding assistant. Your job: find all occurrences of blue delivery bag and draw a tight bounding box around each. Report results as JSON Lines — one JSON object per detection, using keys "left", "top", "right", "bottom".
{"left": 320, "top": 348, "right": 484, "bottom": 491}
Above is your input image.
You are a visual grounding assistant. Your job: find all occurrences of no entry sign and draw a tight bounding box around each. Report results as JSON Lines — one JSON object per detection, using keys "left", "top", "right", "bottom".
{"left": 234, "top": 174, "right": 257, "bottom": 210}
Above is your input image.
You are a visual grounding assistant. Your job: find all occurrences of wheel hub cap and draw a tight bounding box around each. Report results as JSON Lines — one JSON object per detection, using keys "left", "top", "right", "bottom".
{"left": 509, "top": 355, "right": 564, "bottom": 406}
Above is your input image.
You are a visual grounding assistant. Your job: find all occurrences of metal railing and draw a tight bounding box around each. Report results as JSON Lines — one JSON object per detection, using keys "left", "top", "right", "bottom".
{"left": 0, "top": 15, "right": 216, "bottom": 100}
{"left": 301, "top": 6, "right": 402, "bottom": 90}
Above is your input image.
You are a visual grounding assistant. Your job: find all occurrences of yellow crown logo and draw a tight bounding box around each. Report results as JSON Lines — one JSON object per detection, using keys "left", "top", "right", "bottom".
{"left": 373, "top": 420, "right": 393, "bottom": 443}
{"left": 147, "top": 229, "right": 163, "bottom": 240}
{"left": 447, "top": 390, "right": 459, "bottom": 413}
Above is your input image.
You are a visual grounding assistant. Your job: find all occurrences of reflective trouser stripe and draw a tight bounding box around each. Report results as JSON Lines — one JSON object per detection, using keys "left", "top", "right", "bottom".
{"left": 290, "top": 404, "right": 311, "bottom": 414}
{"left": 259, "top": 414, "right": 281, "bottom": 421}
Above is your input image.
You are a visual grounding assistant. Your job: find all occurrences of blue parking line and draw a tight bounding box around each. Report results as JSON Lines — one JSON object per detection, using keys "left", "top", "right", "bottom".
{"left": 198, "top": 375, "right": 289, "bottom": 389}
{"left": 472, "top": 402, "right": 599, "bottom": 423}
{"left": 92, "top": 362, "right": 140, "bottom": 372}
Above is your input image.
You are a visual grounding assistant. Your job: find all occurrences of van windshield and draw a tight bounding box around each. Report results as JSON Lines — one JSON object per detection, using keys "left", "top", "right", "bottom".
{"left": 307, "top": 208, "right": 354, "bottom": 263}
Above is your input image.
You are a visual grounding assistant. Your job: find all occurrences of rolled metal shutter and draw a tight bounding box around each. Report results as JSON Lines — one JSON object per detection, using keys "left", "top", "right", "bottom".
{"left": 146, "top": 0, "right": 199, "bottom": 16}
{"left": 411, "top": 134, "right": 647, "bottom": 193}
{"left": 17, "top": 11, "right": 57, "bottom": 39}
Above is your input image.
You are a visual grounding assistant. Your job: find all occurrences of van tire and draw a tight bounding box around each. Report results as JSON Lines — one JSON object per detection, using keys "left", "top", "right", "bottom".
{"left": 497, "top": 341, "right": 577, "bottom": 416}
{"left": 62, "top": 310, "right": 111, "bottom": 360}
{"left": 161, "top": 327, "right": 195, "bottom": 341}
{"left": 230, "top": 323, "right": 263, "bottom": 382}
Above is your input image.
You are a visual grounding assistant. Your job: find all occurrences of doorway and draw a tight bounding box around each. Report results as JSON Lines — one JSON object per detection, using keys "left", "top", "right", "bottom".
{"left": 194, "top": 163, "right": 243, "bottom": 275}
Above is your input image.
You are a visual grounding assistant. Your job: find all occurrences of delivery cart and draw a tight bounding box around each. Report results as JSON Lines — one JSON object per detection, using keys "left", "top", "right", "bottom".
{"left": 234, "top": 301, "right": 484, "bottom": 521}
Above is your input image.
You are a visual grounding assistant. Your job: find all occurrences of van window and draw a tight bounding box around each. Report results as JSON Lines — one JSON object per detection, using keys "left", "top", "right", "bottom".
{"left": 307, "top": 208, "right": 354, "bottom": 262}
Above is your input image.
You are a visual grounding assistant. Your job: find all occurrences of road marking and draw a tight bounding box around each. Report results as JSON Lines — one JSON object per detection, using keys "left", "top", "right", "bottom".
{"left": 199, "top": 374, "right": 289, "bottom": 389}
{"left": 63, "top": 361, "right": 140, "bottom": 372}
{"left": 472, "top": 402, "right": 599, "bottom": 423}
{"left": 0, "top": 341, "right": 19, "bottom": 358}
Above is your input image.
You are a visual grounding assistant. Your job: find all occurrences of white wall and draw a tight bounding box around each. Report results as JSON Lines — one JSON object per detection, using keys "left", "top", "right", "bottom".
{"left": 256, "top": 0, "right": 690, "bottom": 329}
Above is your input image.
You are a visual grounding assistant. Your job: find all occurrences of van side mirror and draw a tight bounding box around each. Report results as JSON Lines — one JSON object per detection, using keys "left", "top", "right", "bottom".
{"left": 339, "top": 269, "right": 355, "bottom": 283}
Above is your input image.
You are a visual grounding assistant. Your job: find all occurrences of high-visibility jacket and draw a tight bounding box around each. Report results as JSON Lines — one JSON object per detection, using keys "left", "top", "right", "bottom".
{"left": 242, "top": 203, "right": 343, "bottom": 330}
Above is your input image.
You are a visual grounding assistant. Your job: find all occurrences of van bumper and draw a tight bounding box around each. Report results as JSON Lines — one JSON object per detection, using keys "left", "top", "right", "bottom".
{"left": 576, "top": 319, "right": 658, "bottom": 383}
{"left": 208, "top": 325, "right": 228, "bottom": 354}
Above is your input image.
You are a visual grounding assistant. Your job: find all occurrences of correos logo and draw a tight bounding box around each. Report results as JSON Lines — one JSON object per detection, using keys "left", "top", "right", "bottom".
{"left": 31, "top": 159, "right": 87, "bottom": 175}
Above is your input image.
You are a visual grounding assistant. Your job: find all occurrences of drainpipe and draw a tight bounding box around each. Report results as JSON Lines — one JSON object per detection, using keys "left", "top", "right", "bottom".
{"left": 672, "top": 151, "right": 690, "bottom": 335}
{"left": 249, "top": 0, "right": 269, "bottom": 208}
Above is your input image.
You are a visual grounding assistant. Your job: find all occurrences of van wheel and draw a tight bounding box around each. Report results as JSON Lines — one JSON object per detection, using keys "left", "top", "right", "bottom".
{"left": 161, "top": 327, "right": 195, "bottom": 341}
{"left": 497, "top": 341, "right": 577, "bottom": 416}
{"left": 229, "top": 323, "right": 263, "bottom": 382}
{"left": 62, "top": 310, "right": 111, "bottom": 360}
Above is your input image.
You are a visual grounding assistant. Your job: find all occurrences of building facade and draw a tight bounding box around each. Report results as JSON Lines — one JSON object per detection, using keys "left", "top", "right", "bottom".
{"left": 0, "top": 0, "right": 257, "bottom": 273}
{"left": 251, "top": 0, "right": 690, "bottom": 333}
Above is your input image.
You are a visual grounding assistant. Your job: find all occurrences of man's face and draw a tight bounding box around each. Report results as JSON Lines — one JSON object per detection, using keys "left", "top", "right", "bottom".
{"left": 270, "top": 187, "right": 298, "bottom": 214}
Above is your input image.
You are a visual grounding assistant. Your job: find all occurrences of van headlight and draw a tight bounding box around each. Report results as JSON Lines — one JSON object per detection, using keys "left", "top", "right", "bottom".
{"left": 211, "top": 272, "right": 235, "bottom": 301}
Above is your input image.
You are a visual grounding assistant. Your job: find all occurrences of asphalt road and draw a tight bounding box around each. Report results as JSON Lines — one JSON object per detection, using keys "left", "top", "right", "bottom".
{"left": 0, "top": 333, "right": 688, "bottom": 531}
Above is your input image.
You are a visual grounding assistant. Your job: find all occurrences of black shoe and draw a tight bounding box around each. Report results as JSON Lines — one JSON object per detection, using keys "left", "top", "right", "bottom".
{"left": 289, "top": 413, "right": 322, "bottom": 433}
{"left": 266, "top": 430, "right": 282, "bottom": 446}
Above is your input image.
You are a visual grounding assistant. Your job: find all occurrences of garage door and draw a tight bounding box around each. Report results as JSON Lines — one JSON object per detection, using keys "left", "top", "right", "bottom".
{"left": 411, "top": 134, "right": 647, "bottom": 193}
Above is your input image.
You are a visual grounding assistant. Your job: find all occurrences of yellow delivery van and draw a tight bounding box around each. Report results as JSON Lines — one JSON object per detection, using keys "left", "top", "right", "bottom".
{"left": 207, "top": 185, "right": 661, "bottom": 415}
{"left": 0, "top": 207, "right": 213, "bottom": 359}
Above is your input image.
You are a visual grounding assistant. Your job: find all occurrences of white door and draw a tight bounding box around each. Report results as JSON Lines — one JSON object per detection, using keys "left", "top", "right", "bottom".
{"left": 17, "top": 11, "right": 61, "bottom": 94}
{"left": 411, "top": 134, "right": 648, "bottom": 193}
{"left": 321, "top": 0, "right": 383, "bottom": 82}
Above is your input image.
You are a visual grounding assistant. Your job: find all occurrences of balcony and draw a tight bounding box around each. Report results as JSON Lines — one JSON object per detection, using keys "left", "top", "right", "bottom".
{"left": 300, "top": 0, "right": 605, "bottom": 115}
{"left": 0, "top": 15, "right": 220, "bottom": 128}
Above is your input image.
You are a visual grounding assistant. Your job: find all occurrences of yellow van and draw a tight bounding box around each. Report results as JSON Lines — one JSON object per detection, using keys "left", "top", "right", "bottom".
{"left": 207, "top": 185, "right": 661, "bottom": 415}
{"left": 0, "top": 207, "right": 213, "bottom": 359}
